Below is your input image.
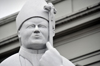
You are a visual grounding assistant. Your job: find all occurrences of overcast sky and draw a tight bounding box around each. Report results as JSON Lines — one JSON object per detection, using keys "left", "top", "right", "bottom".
{"left": 0, "top": 0, "right": 27, "bottom": 19}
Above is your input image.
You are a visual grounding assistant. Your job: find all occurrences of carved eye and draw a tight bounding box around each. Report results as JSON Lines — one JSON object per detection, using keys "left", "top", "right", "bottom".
{"left": 38, "top": 24, "right": 46, "bottom": 28}
{"left": 27, "top": 25, "right": 35, "bottom": 28}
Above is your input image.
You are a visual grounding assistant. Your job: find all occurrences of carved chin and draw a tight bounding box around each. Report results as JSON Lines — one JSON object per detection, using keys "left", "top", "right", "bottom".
{"left": 30, "top": 39, "right": 46, "bottom": 44}
{"left": 26, "top": 41, "right": 46, "bottom": 49}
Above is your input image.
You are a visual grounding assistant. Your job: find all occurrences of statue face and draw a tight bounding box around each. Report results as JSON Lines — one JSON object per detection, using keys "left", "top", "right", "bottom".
{"left": 18, "top": 18, "right": 48, "bottom": 49}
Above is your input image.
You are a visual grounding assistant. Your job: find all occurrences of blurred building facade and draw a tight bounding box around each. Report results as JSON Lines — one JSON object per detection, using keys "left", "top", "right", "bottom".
{"left": 0, "top": 0, "right": 100, "bottom": 66}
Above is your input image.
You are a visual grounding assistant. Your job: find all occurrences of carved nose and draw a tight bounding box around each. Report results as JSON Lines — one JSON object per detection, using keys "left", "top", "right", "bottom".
{"left": 34, "top": 30, "right": 40, "bottom": 33}
{"left": 34, "top": 25, "right": 40, "bottom": 33}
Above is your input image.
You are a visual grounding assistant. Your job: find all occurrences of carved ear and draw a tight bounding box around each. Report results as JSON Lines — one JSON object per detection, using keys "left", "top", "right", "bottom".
{"left": 17, "top": 31, "right": 22, "bottom": 45}
{"left": 18, "top": 31, "right": 21, "bottom": 38}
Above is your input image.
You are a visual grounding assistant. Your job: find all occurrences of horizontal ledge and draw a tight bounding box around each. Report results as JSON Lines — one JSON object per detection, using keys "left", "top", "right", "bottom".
{"left": 54, "top": 17, "right": 100, "bottom": 40}
{"left": 0, "top": 34, "right": 18, "bottom": 46}
{"left": 84, "top": 60, "right": 100, "bottom": 66}
{"left": 70, "top": 49, "right": 100, "bottom": 63}
{"left": 56, "top": 3, "right": 100, "bottom": 26}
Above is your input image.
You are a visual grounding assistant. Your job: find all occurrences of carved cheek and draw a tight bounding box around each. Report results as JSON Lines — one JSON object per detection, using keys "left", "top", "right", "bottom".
{"left": 42, "top": 28, "right": 48, "bottom": 39}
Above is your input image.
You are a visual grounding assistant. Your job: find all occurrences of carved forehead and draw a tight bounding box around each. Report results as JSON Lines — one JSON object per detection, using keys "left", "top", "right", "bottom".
{"left": 18, "top": 16, "right": 49, "bottom": 30}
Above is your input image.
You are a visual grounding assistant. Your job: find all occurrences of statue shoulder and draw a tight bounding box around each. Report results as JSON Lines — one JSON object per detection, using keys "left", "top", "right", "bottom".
{"left": 61, "top": 56, "right": 75, "bottom": 66}
{"left": 0, "top": 53, "right": 21, "bottom": 66}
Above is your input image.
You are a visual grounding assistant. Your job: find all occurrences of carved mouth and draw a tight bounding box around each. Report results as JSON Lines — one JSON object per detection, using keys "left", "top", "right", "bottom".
{"left": 34, "top": 35, "right": 41, "bottom": 39}
{"left": 31, "top": 33, "right": 42, "bottom": 39}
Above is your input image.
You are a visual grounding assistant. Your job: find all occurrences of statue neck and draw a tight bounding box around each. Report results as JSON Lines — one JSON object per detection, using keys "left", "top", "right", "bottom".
{"left": 19, "top": 46, "right": 46, "bottom": 54}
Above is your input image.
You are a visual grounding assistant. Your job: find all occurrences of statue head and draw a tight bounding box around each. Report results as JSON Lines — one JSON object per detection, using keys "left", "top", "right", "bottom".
{"left": 16, "top": 0, "right": 56, "bottom": 50}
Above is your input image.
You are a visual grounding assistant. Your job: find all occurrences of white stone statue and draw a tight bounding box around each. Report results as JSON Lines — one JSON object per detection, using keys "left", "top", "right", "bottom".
{"left": 0, "top": 0, "right": 75, "bottom": 66}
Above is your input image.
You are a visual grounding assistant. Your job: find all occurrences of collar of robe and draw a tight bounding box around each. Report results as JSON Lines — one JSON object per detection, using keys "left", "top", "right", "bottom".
{"left": 19, "top": 46, "right": 46, "bottom": 66}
